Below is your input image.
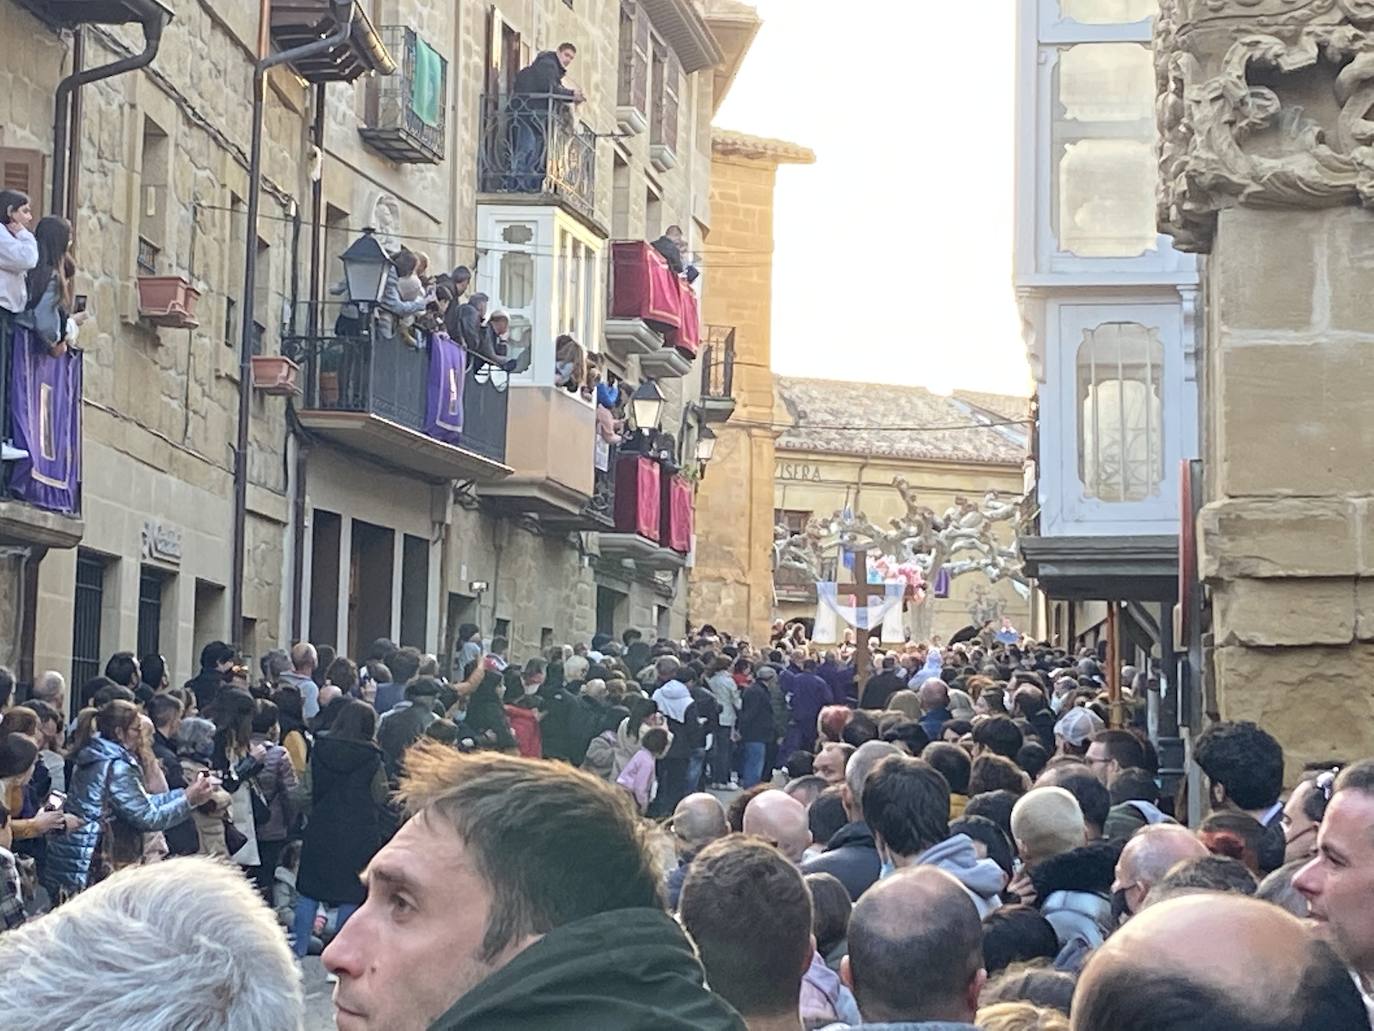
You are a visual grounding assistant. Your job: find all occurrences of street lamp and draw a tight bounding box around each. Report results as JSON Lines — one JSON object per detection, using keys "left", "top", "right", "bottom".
{"left": 631, "top": 379, "right": 665, "bottom": 431}
{"left": 694, "top": 425, "right": 717, "bottom": 464}
{"left": 339, "top": 228, "right": 391, "bottom": 307}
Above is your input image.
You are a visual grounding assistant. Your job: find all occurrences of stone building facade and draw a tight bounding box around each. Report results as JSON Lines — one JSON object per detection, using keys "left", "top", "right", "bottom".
{"left": 1154, "top": 0, "right": 1374, "bottom": 770}
{"left": 769, "top": 378, "right": 1033, "bottom": 644}
{"left": 0, "top": 0, "right": 762, "bottom": 696}
{"left": 688, "top": 129, "right": 812, "bottom": 644}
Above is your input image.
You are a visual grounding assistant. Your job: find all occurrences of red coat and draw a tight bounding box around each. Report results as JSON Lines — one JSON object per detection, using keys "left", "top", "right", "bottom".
{"left": 505, "top": 704, "right": 542, "bottom": 758}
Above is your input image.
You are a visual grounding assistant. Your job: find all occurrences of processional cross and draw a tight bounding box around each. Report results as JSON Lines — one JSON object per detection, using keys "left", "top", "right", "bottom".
{"left": 840, "top": 548, "right": 891, "bottom": 692}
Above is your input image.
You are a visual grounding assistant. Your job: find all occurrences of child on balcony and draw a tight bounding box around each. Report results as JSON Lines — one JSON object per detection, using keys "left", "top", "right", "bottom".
{"left": 553, "top": 333, "right": 585, "bottom": 393}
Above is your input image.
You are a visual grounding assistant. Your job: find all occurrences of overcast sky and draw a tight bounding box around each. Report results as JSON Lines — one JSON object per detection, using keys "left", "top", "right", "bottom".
{"left": 714, "top": 1, "right": 1031, "bottom": 397}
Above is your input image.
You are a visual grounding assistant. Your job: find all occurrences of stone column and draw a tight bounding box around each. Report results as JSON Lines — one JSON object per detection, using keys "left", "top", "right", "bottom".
{"left": 1157, "top": 0, "right": 1374, "bottom": 768}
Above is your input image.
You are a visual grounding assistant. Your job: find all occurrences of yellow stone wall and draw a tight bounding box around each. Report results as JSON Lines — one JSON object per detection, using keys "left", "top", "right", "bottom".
{"left": 689, "top": 146, "right": 791, "bottom": 644}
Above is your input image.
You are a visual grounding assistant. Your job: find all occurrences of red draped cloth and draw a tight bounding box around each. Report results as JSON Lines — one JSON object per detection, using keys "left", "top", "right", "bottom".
{"left": 609, "top": 241, "right": 699, "bottom": 358}
{"left": 614, "top": 454, "right": 661, "bottom": 541}
{"left": 662, "top": 474, "right": 694, "bottom": 553}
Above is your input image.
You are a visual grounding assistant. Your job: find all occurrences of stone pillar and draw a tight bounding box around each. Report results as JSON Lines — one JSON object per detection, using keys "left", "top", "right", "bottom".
{"left": 690, "top": 133, "right": 814, "bottom": 644}
{"left": 1158, "top": 0, "right": 1374, "bottom": 769}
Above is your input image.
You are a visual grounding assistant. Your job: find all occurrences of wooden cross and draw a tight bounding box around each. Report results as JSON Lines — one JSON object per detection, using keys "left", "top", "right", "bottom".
{"left": 843, "top": 548, "right": 891, "bottom": 692}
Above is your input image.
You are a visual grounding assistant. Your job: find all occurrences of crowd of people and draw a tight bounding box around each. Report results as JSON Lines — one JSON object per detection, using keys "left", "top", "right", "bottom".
{"left": 0, "top": 624, "right": 1370, "bottom": 1030}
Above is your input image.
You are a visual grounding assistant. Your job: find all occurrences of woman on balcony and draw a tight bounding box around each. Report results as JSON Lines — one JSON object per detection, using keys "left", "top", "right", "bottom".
{"left": 18, "top": 216, "right": 86, "bottom": 358}
{"left": 554, "top": 334, "right": 585, "bottom": 392}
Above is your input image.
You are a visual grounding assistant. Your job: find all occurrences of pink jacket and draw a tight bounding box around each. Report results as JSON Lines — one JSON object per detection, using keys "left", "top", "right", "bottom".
{"left": 615, "top": 746, "right": 657, "bottom": 813}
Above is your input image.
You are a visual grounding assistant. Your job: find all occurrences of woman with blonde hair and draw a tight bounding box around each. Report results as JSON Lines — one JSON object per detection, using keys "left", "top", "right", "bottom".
{"left": 554, "top": 333, "right": 585, "bottom": 391}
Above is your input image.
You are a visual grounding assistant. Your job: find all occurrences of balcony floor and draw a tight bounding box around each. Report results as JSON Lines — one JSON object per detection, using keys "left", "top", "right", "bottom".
{"left": 297, "top": 409, "right": 512, "bottom": 484}
{"left": 0, "top": 498, "right": 84, "bottom": 549}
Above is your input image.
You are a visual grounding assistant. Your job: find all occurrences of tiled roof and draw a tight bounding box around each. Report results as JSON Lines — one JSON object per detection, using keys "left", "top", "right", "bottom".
{"left": 774, "top": 376, "right": 1029, "bottom": 466}
{"left": 711, "top": 129, "right": 816, "bottom": 164}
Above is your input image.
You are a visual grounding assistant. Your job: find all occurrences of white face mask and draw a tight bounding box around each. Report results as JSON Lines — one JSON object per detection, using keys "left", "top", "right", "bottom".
{"left": 523, "top": 681, "right": 540, "bottom": 696}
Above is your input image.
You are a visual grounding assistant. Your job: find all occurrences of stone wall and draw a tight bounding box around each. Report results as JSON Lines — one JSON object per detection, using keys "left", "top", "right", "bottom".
{"left": 1199, "top": 205, "right": 1374, "bottom": 771}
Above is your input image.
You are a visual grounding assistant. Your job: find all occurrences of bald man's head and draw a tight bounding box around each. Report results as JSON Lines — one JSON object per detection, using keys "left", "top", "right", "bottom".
{"left": 918, "top": 678, "right": 950, "bottom": 713}
{"left": 1072, "top": 894, "right": 1367, "bottom": 1031}
{"left": 1114, "top": 825, "right": 1208, "bottom": 918}
{"left": 844, "top": 867, "right": 985, "bottom": 1024}
{"left": 743, "top": 790, "right": 812, "bottom": 863}
{"left": 671, "top": 793, "right": 728, "bottom": 856}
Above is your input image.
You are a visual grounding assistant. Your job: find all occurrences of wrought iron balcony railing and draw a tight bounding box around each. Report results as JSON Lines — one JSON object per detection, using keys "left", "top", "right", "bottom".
{"left": 478, "top": 92, "right": 597, "bottom": 222}
{"left": 701, "top": 325, "right": 736, "bottom": 400}
{"left": 359, "top": 25, "right": 446, "bottom": 164}
{"left": 283, "top": 330, "right": 508, "bottom": 467}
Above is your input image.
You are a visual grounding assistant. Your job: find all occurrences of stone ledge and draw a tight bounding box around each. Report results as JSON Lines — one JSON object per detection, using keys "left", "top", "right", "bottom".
{"left": 1213, "top": 576, "right": 1355, "bottom": 648}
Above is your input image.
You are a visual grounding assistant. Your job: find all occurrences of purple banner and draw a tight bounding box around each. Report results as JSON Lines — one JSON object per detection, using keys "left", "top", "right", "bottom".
{"left": 9, "top": 324, "right": 81, "bottom": 515}
{"left": 425, "top": 332, "right": 465, "bottom": 444}
{"left": 933, "top": 566, "right": 951, "bottom": 599}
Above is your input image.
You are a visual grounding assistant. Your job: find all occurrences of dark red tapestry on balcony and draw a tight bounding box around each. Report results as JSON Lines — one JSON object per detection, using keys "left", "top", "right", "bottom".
{"left": 609, "top": 241, "right": 699, "bottom": 357}
{"left": 425, "top": 332, "right": 465, "bottom": 444}
{"left": 663, "top": 474, "right": 693, "bottom": 554}
{"left": 614, "top": 453, "right": 661, "bottom": 542}
{"left": 8, "top": 324, "right": 82, "bottom": 515}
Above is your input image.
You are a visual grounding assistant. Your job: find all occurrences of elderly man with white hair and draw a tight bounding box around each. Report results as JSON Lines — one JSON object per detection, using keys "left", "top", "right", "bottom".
{"left": 0, "top": 857, "right": 303, "bottom": 1029}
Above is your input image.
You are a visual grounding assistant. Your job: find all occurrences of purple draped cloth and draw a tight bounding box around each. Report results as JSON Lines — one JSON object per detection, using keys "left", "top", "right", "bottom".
{"left": 9, "top": 324, "right": 81, "bottom": 514}
{"left": 425, "top": 332, "right": 465, "bottom": 444}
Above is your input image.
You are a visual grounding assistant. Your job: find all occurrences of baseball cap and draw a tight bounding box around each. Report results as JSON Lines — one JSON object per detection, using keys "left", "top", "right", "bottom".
{"left": 1054, "top": 705, "right": 1105, "bottom": 747}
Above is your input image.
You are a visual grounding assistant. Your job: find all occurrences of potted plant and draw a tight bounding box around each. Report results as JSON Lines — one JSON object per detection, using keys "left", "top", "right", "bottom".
{"left": 250, "top": 355, "right": 301, "bottom": 396}
{"left": 136, "top": 273, "right": 202, "bottom": 329}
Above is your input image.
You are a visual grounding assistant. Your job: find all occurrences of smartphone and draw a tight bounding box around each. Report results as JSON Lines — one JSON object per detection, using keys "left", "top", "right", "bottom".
{"left": 197, "top": 769, "right": 212, "bottom": 780}
{"left": 73, "top": 294, "right": 88, "bottom": 314}
{"left": 43, "top": 791, "right": 66, "bottom": 812}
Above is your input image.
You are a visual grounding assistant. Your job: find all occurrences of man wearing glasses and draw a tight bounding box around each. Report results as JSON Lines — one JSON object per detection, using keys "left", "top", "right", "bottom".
{"left": 1282, "top": 764, "right": 1345, "bottom": 864}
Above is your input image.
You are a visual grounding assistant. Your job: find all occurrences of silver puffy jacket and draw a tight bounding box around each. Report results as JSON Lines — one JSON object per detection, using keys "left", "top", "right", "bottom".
{"left": 43, "top": 734, "right": 191, "bottom": 893}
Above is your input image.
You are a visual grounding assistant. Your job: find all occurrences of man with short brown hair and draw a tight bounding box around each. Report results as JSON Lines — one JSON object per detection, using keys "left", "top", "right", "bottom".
{"left": 323, "top": 744, "right": 743, "bottom": 1030}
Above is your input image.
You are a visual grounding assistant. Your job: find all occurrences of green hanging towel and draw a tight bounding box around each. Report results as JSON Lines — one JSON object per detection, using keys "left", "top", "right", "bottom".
{"left": 411, "top": 36, "right": 443, "bottom": 127}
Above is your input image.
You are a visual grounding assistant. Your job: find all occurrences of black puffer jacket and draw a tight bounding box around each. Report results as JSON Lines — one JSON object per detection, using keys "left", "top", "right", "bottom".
{"left": 296, "top": 735, "right": 390, "bottom": 905}
{"left": 512, "top": 50, "right": 574, "bottom": 100}
{"left": 1027, "top": 838, "right": 1121, "bottom": 953}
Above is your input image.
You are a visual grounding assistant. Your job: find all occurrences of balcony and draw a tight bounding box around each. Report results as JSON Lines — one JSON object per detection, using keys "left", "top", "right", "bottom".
{"left": 16, "top": 0, "right": 171, "bottom": 29}
{"left": 270, "top": 1, "right": 395, "bottom": 84}
{"left": 0, "top": 317, "right": 84, "bottom": 549}
{"left": 598, "top": 451, "right": 690, "bottom": 570}
{"left": 607, "top": 241, "right": 700, "bottom": 379}
{"left": 699, "top": 325, "right": 737, "bottom": 423}
{"left": 284, "top": 329, "right": 511, "bottom": 484}
{"left": 478, "top": 93, "right": 597, "bottom": 227}
{"left": 359, "top": 26, "right": 446, "bottom": 164}
{"left": 480, "top": 386, "right": 601, "bottom": 522}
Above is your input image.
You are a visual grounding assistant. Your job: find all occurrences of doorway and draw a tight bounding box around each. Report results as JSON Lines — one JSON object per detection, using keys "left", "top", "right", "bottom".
{"left": 309, "top": 509, "right": 342, "bottom": 648}
{"left": 350, "top": 520, "right": 394, "bottom": 659}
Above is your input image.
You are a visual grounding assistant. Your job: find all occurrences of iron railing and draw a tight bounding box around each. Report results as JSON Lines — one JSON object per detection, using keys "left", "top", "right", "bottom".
{"left": 478, "top": 92, "right": 596, "bottom": 221}
{"left": 359, "top": 25, "right": 446, "bottom": 164}
{"left": 283, "top": 329, "right": 508, "bottom": 466}
{"left": 701, "top": 325, "right": 736, "bottom": 399}
{"left": 587, "top": 443, "right": 619, "bottom": 526}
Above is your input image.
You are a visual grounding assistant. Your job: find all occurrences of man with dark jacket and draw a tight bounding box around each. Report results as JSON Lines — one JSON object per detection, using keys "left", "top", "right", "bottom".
{"left": 736, "top": 668, "right": 775, "bottom": 789}
{"left": 377, "top": 678, "right": 442, "bottom": 781}
{"left": 860, "top": 656, "right": 906, "bottom": 711}
{"left": 149, "top": 693, "right": 199, "bottom": 856}
{"left": 510, "top": 43, "right": 585, "bottom": 190}
{"left": 803, "top": 741, "right": 901, "bottom": 900}
{"left": 444, "top": 292, "right": 516, "bottom": 371}
{"left": 323, "top": 746, "right": 745, "bottom": 1030}
{"left": 185, "top": 641, "right": 235, "bottom": 713}
{"left": 650, "top": 225, "right": 700, "bottom": 285}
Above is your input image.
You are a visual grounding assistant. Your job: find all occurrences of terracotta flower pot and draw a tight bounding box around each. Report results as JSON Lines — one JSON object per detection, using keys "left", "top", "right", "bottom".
{"left": 136, "top": 275, "right": 202, "bottom": 329}
{"left": 250, "top": 355, "right": 300, "bottom": 396}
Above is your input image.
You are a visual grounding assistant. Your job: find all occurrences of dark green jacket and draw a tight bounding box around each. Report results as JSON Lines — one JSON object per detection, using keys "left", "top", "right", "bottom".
{"left": 429, "top": 907, "right": 745, "bottom": 1031}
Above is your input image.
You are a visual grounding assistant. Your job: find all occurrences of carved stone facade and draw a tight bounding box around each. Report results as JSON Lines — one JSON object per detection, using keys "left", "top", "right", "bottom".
{"left": 1158, "top": 0, "right": 1374, "bottom": 769}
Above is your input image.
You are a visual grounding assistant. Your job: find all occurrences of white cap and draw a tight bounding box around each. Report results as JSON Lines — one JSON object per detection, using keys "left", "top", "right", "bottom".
{"left": 1054, "top": 705, "right": 1105, "bottom": 747}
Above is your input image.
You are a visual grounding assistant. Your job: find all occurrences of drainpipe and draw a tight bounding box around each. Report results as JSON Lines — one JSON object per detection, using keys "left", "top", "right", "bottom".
{"left": 232, "top": 0, "right": 356, "bottom": 651}
{"left": 52, "top": 2, "right": 172, "bottom": 218}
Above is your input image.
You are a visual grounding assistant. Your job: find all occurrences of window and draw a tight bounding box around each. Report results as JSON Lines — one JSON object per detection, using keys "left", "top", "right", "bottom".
{"left": 254, "top": 237, "right": 271, "bottom": 355}
{"left": 1076, "top": 322, "right": 1164, "bottom": 501}
{"left": 72, "top": 553, "right": 107, "bottom": 699}
{"left": 1059, "top": 0, "right": 1155, "bottom": 23}
{"left": 617, "top": 1, "right": 651, "bottom": 122}
{"left": 646, "top": 188, "right": 662, "bottom": 239}
{"left": 1052, "top": 43, "right": 1157, "bottom": 257}
{"left": 540, "top": 627, "right": 554, "bottom": 652}
{"left": 0, "top": 148, "right": 44, "bottom": 212}
{"left": 650, "top": 43, "right": 680, "bottom": 156}
{"left": 224, "top": 193, "right": 245, "bottom": 346}
{"left": 612, "top": 155, "right": 631, "bottom": 238}
{"left": 775, "top": 509, "right": 812, "bottom": 536}
{"left": 137, "top": 568, "right": 166, "bottom": 659}
{"left": 138, "top": 117, "right": 170, "bottom": 273}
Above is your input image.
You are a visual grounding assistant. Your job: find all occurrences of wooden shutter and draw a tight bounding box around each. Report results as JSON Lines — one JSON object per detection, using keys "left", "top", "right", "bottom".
{"left": 632, "top": 8, "right": 651, "bottom": 116}
{"left": 661, "top": 51, "right": 680, "bottom": 154}
{"left": 0, "top": 148, "right": 44, "bottom": 213}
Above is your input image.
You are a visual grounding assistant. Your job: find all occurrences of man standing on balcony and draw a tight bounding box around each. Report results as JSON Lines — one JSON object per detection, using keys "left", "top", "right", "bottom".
{"left": 652, "top": 225, "right": 700, "bottom": 285}
{"left": 510, "top": 42, "right": 585, "bottom": 191}
{"left": 448, "top": 292, "right": 516, "bottom": 373}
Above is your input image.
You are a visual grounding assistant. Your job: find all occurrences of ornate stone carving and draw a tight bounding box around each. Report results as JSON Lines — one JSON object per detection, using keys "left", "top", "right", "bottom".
{"left": 1157, "top": 0, "right": 1374, "bottom": 251}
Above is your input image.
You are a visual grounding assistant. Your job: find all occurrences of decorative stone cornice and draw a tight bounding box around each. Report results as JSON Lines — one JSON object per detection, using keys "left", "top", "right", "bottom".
{"left": 1157, "top": 0, "right": 1374, "bottom": 251}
